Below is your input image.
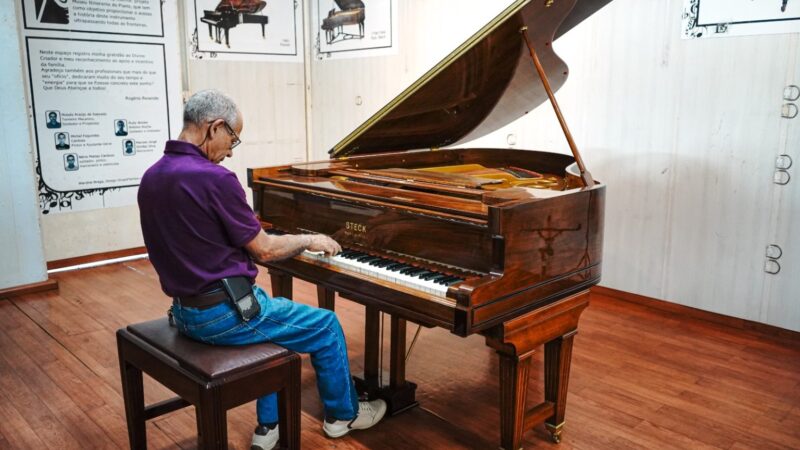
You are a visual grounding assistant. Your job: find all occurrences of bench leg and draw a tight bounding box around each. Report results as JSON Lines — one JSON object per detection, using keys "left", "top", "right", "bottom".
{"left": 278, "top": 356, "right": 302, "bottom": 449}
{"left": 119, "top": 357, "right": 147, "bottom": 450}
{"left": 197, "top": 389, "right": 227, "bottom": 450}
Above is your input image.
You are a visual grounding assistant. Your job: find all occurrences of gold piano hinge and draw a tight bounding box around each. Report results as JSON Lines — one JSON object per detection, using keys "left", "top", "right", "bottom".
{"left": 545, "top": 0, "right": 555, "bottom": 7}
{"left": 430, "top": 146, "right": 440, "bottom": 151}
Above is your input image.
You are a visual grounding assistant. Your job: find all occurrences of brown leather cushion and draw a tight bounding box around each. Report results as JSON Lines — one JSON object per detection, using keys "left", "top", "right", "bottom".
{"left": 127, "top": 318, "right": 291, "bottom": 380}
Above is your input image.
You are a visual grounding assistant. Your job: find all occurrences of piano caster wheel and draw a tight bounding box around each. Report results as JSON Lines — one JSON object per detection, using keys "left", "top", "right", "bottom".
{"left": 550, "top": 430, "right": 562, "bottom": 444}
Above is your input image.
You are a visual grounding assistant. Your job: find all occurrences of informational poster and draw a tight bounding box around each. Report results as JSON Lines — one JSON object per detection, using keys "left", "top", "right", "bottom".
{"left": 21, "top": 0, "right": 164, "bottom": 37}
{"left": 27, "top": 38, "right": 170, "bottom": 194}
{"left": 187, "top": 0, "right": 303, "bottom": 62}
{"left": 683, "top": 0, "right": 800, "bottom": 39}
{"left": 18, "top": 0, "right": 182, "bottom": 214}
{"left": 313, "top": 0, "right": 397, "bottom": 60}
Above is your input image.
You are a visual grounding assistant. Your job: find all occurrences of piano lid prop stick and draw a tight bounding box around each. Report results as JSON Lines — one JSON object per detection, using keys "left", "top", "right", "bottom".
{"left": 520, "top": 26, "right": 595, "bottom": 188}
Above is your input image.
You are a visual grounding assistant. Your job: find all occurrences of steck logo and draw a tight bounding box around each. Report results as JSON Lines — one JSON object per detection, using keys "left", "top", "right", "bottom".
{"left": 345, "top": 221, "right": 367, "bottom": 233}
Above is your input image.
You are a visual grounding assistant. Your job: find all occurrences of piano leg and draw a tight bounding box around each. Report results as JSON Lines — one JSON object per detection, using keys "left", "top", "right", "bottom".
{"left": 269, "top": 270, "right": 293, "bottom": 299}
{"left": 261, "top": 23, "right": 266, "bottom": 38}
{"left": 316, "top": 286, "right": 335, "bottom": 311}
{"left": 224, "top": 27, "right": 230, "bottom": 47}
{"left": 497, "top": 353, "right": 532, "bottom": 450}
{"left": 362, "top": 306, "right": 381, "bottom": 394}
{"left": 544, "top": 332, "right": 576, "bottom": 444}
{"left": 207, "top": 23, "right": 213, "bottom": 38}
{"left": 484, "top": 290, "right": 589, "bottom": 449}
{"left": 351, "top": 306, "right": 418, "bottom": 415}
{"left": 386, "top": 316, "right": 418, "bottom": 414}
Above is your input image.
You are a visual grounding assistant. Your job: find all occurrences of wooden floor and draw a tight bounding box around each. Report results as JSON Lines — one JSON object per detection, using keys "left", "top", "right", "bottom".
{"left": 0, "top": 259, "right": 798, "bottom": 449}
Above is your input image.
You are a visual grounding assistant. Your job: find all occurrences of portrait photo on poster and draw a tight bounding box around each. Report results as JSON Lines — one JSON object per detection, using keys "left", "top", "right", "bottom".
{"left": 63, "top": 153, "right": 78, "bottom": 171}
{"left": 114, "top": 119, "right": 128, "bottom": 136}
{"left": 123, "top": 139, "right": 136, "bottom": 156}
{"left": 54, "top": 131, "right": 70, "bottom": 150}
{"left": 45, "top": 110, "right": 61, "bottom": 128}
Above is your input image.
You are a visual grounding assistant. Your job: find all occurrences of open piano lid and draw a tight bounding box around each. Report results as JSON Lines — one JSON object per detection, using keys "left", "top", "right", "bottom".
{"left": 330, "top": 0, "right": 596, "bottom": 159}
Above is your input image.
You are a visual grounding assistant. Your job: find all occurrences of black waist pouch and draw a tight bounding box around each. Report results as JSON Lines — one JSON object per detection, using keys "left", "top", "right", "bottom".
{"left": 221, "top": 277, "right": 261, "bottom": 321}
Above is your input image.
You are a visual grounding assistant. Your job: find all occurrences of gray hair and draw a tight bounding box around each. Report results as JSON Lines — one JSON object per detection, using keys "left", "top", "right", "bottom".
{"left": 183, "top": 89, "right": 240, "bottom": 128}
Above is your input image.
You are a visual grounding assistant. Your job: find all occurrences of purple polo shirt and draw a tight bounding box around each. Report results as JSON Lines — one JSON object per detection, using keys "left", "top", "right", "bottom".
{"left": 138, "top": 140, "right": 262, "bottom": 297}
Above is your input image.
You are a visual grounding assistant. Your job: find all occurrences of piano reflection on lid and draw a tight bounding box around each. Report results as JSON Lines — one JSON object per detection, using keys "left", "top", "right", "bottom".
{"left": 249, "top": 0, "right": 610, "bottom": 448}
{"left": 201, "top": 0, "right": 270, "bottom": 48}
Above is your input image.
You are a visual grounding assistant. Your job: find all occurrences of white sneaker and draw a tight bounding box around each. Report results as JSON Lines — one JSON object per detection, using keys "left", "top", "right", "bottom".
{"left": 250, "top": 425, "right": 279, "bottom": 450}
{"left": 323, "top": 399, "right": 387, "bottom": 438}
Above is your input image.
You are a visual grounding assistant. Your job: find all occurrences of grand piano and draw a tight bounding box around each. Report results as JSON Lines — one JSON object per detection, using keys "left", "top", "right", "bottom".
{"left": 321, "top": 0, "right": 366, "bottom": 44}
{"left": 249, "top": 0, "right": 608, "bottom": 447}
{"left": 201, "top": 0, "right": 269, "bottom": 48}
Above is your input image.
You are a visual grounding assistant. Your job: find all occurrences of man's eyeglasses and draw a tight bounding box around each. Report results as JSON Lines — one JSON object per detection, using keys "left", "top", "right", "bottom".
{"left": 207, "top": 120, "right": 240, "bottom": 149}
{"left": 221, "top": 121, "right": 241, "bottom": 149}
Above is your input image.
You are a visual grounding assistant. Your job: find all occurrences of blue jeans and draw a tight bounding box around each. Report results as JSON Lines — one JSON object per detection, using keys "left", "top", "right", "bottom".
{"left": 171, "top": 285, "right": 359, "bottom": 424}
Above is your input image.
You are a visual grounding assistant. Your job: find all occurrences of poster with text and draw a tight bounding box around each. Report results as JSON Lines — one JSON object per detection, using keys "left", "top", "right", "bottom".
{"left": 21, "top": 0, "right": 164, "bottom": 37}
{"left": 313, "top": 0, "right": 397, "bottom": 59}
{"left": 19, "top": 0, "right": 180, "bottom": 214}
{"left": 683, "top": 0, "right": 800, "bottom": 39}
{"left": 27, "top": 37, "right": 171, "bottom": 213}
{"left": 188, "top": 0, "right": 303, "bottom": 61}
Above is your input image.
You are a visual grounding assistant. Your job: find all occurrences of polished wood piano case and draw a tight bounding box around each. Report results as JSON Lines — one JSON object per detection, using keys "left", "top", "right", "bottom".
{"left": 248, "top": 0, "right": 607, "bottom": 448}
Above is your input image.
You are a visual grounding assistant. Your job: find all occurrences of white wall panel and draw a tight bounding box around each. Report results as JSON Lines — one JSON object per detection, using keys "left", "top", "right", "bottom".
{"left": 186, "top": 59, "right": 308, "bottom": 206}
{"left": 0, "top": 1, "right": 47, "bottom": 289}
{"left": 762, "top": 40, "right": 800, "bottom": 331}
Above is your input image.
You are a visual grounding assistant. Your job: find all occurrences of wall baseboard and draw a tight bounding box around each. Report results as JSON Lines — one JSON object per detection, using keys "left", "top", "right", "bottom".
{"left": 0, "top": 279, "right": 59, "bottom": 299}
{"left": 47, "top": 247, "right": 147, "bottom": 271}
{"left": 592, "top": 285, "right": 799, "bottom": 342}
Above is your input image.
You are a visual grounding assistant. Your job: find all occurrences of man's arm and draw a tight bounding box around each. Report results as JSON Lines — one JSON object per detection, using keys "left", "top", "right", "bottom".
{"left": 244, "top": 230, "right": 342, "bottom": 264}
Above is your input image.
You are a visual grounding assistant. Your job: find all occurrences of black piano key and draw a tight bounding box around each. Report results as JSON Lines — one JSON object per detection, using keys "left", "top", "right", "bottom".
{"left": 373, "top": 260, "right": 394, "bottom": 268}
{"left": 445, "top": 278, "right": 464, "bottom": 286}
{"left": 405, "top": 268, "right": 426, "bottom": 276}
{"left": 399, "top": 267, "right": 419, "bottom": 275}
{"left": 356, "top": 255, "right": 376, "bottom": 262}
{"left": 421, "top": 272, "right": 443, "bottom": 280}
{"left": 413, "top": 271, "right": 436, "bottom": 279}
{"left": 428, "top": 274, "right": 449, "bottom": 282}
{"left": 385, "top": 263, "right": 405, "bottom": 271}
{"left": 436, "top": 276, "right": 459, "bottom": 285}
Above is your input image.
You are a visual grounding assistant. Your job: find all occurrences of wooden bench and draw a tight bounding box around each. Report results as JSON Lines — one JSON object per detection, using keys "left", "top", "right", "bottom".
{"left": 117, "top": 318, "right": 301, "bottom": 449}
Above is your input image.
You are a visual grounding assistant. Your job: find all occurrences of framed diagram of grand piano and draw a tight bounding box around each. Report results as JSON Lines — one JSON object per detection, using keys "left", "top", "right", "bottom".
{"left": 187, "top": 0, "right": 302, "bottom": 61}
{"left": 682, "top": 0, "right": 800, "bottom": 38}
{"left": 313, "top": 0, "right": 397, "bottom": 59}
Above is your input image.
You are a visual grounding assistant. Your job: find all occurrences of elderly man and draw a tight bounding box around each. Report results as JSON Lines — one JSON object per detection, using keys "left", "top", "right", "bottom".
{"left": 138, "top": 90, "right": 386, "bottom": 450}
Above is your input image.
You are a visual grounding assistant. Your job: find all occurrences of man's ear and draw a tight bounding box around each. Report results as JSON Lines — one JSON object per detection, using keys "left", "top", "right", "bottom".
{"left": 209, "top": 119, "right": 225, "bottom": 138}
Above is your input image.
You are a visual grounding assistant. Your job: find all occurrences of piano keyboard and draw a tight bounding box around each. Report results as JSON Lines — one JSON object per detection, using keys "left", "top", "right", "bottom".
{"left": 301, "top": 249, "right": 465, "bottom": 297}
{"left": 265, "top": 228, "right": 467, "bottom": 297}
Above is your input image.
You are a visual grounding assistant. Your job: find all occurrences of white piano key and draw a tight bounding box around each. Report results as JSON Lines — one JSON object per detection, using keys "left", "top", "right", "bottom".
{"left": 302, "top": 250, "right": 458, "bottom": 297}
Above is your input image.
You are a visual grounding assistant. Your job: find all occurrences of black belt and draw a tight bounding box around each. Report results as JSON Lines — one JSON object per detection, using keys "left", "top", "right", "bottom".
{"left": 175, "top": 288, "right": 229, "bottom": 310}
